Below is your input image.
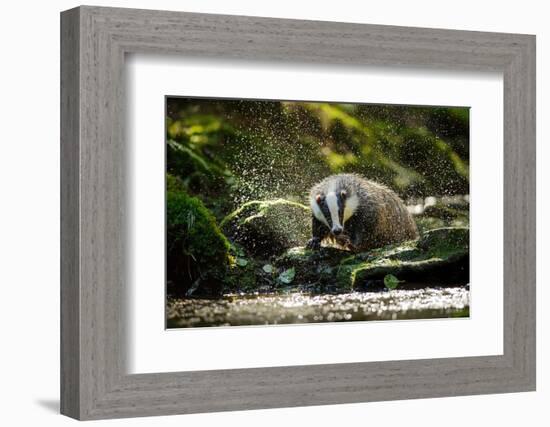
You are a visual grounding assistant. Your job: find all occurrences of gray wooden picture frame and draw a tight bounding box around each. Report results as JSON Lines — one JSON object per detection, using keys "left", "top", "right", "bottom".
{"left": 60, "top": 5, "right": 536, "bottom": 420}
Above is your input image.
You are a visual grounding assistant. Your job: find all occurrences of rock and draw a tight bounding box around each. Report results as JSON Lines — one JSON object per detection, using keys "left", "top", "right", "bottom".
{"left": 350, "top": 227, "right": 469, "bottom": 289}
{"left": 414, "top": 200, "right": 469, "bottom": 233}
{"left": 417, "top": 226, "right": 469, "bottom": 252}
{"left": 273, "top": 227, "right": 469, "bottom": 291}
{"left": 221, "top": 199, "right": 311, "bottom": 256}
{"left": 414, "top": 216, "right": 447, "bottom": 233}
{"left": 422, "top": 204, "right": 468, "bottom": 221}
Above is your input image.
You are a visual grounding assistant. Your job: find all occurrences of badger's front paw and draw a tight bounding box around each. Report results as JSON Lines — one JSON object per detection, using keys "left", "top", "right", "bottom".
{"left": 306, "top": 237, "right": 321, "bottom": 250}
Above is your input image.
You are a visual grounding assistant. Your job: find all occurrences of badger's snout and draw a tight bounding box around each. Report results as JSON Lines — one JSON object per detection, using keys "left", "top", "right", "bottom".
{"left": 331, "top": 225, "right": 343, "bottom": 235}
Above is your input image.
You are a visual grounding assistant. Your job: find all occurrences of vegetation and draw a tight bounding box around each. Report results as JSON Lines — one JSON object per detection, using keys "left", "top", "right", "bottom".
{"left": 165, "top": 98, "right": 470, "bottom": 301}
{"left": 166, "top": 99, "right": 469, "bottom": 213}
{"left": 166, "top": 189, "right": 230, "bottom": 296}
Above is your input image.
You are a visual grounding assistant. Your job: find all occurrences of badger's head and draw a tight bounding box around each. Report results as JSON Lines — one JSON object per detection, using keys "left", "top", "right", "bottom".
{"left": 310, "top": 188, "right": 359, "bottom": 236}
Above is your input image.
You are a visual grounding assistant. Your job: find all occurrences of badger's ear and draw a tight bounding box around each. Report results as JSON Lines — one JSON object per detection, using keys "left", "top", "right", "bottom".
{"left": 340, "top": 190, "right": 347, "bottom": 200}
{"left": 315, "top": 193, "right": 323, "bottom": 203}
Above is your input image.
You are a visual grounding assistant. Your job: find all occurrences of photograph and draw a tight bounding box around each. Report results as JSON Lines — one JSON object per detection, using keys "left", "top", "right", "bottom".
{"left": 165, "top": 97, "right": 470, "bottom": 328}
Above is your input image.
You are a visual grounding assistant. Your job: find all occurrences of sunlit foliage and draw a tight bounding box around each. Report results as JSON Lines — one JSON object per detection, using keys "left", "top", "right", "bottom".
{"left": 166, "top": 98, "right": 469, "bottom": 222}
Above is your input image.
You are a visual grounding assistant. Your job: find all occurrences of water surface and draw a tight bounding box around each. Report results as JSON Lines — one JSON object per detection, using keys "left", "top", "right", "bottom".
{"left": 167, "top": 286, "right": 469, "bottom": 328}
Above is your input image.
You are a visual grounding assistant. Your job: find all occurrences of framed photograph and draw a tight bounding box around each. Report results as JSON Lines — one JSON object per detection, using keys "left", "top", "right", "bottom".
{"left": 164, "top": 96, "right": 471, "bottom": 329}
{"left": 61, "top": 6, "right": 536, "bottom": 420}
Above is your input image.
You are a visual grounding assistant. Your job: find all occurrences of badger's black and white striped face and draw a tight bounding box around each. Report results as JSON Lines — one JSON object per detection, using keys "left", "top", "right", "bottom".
{"left": 311, "top": 189, "right": 359, "bottom": 235}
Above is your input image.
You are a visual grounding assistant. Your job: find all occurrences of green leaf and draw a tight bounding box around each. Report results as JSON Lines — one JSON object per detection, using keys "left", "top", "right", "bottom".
{"left": 278, "top": 267, "right": 296, "bottom": 284}
{"left": 262, "top": 264, "right": 273, "bottom": 274}
{"left": 384, "top": 274, "right": 400, "bottom": 290}
{"left": 236, "top": 257, "right": 248, "bottom": 267}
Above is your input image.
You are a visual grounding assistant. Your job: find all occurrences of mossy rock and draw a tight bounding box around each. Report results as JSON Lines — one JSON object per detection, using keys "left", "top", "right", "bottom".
{"left": 422, "top": 204, "right": 468, "bottom": 222}
{"left": 166, "top": 190, "right": 230, "bottom": 296}
{"left": 221, "top": 199, "right": 311, "bottom": 256}
{"left": 415, "top": 201, "right": 469, "bottom": 233}
{"left": 339, "top": 227, "right": 469, "bottom": 289}
{"left": 417, "top": 227, "right": 469, "bottom": 253}
{"left": 415, "top": 215, "right": 469, "bottom": 234}
{"left": 273, "top": 227, "right": 469, "bottom": 291}
{"left": 414, "top": 216, "right": 446, "bottom": 233}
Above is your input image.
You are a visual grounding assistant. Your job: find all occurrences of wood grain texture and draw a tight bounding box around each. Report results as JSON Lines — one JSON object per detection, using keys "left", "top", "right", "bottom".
{"left": 60, "top": 7, "right": 80, "bottom": 419}
{"left": 60, "top": 5, "right": 536, "bottom": 420}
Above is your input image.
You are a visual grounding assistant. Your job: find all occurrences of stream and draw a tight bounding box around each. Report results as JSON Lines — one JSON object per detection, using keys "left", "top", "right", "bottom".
{"left": 167, "top": 286, "right": 469, "bottom": 328}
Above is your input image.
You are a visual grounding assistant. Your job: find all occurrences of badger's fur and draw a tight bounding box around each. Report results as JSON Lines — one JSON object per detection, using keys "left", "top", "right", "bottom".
{"left": 307, "top": 174, "right": 418, "bottom": 252}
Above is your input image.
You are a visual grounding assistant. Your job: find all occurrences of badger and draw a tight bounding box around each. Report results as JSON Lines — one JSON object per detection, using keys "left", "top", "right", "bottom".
{"left": 307, "top": 173, "right": 418, "bottom": 252}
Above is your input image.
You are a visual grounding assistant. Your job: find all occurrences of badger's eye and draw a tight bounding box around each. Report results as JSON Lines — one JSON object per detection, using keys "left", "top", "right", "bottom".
{"left": 340, "top": 190, "right": 347, "bottom": 200}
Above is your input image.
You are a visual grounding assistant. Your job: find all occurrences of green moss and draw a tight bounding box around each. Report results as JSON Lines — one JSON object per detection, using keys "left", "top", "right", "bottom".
{"left": 415, "top": 203, "right": 469, "bottom": 233}
{"left": 275, "top": 227, "right": 468, "bottom": 291}
{"left": 166, "top": 191, "right": 230, "bottom": 295}
{"left": 418, "top": 227, "right": 469, "bottom": 256}
{"left": 335, "top": 264, "right": 357, "bottom": 289}
{"left": 166, "top": 173, "right": 186, "bottom": 193}
{"left": 450, "top": 307, "right": 470, "bottom": 318}
{"left": 223, "top": 259, "right": 260, "bottom": 292}
{"left": 344, "top": 228, "right": 468, "bottom": 288}
{"left": 415, "top": 216, "right": 446, "bottom": 233}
